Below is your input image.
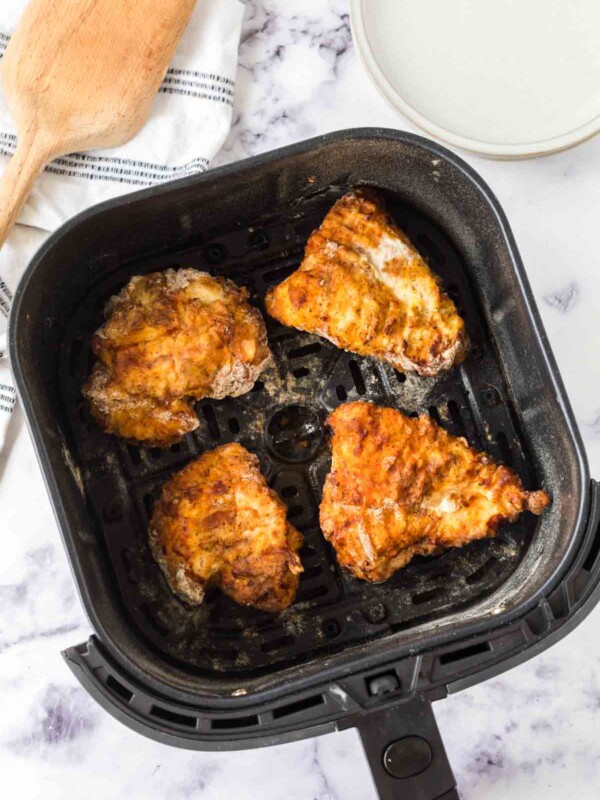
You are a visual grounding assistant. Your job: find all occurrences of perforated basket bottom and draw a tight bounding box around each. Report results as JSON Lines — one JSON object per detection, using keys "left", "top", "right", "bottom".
{"left": 60, "top": 189, "right": 540, "bottom": 675}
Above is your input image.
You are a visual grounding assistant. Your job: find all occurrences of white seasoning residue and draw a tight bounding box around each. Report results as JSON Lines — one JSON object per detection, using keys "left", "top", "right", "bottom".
{"left": 367, "top": 234, "right": 413, "bottom": 273}
{"left": 62, "top": 444, "right": 84, "bottom": 496}
{"left": 356, "top": 517, "right": 375, "bottom": 562}
{"left": 423, "top": 495, "right": 460, "bottom": 514}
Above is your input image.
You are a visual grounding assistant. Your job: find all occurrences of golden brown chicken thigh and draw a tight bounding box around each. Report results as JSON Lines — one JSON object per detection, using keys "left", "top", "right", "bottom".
{"left": 149, "top": 443, "right": 303, "bottom": 612}
{"left": 320, "top": 402, "right": 549, "bottom": 582}
{"left": 266, "top": 191, "right": 467, "bottom": 377}
{"left": 84, "top": 269, "right": 271, "bottom": 447}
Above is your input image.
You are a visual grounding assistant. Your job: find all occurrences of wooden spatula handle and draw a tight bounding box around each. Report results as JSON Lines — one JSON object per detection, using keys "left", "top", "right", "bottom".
{"left": 0, "top": 134, "right": 53, "bottom": 249}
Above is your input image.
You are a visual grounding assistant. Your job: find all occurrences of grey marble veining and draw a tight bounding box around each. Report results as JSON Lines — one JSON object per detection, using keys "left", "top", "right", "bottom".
{"left": 543, "top": 282, "right": 579, "bottom": 313}
{"left": 1, "top": 1, "right": 600, "bottom": 798}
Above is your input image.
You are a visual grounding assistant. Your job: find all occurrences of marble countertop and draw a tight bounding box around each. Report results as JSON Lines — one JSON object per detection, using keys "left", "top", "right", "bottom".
{"left": 2, "top": 1, "right": 600, "bottom": 798}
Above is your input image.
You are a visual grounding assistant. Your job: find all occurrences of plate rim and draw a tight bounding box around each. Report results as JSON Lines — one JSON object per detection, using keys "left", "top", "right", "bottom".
{"left": 350, "top": 0, "right": 600, "bottom": 158}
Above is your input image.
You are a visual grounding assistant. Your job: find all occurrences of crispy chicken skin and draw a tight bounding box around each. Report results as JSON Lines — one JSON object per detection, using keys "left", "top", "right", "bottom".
{"left": 149, "top": 443, "right": 303, "bottom": 612}
{"left": 83, "top": 269, "right": 271, "bottom": 448}
{"left": 266, "top": 190, "right": 467, "bottom": 377}
{"left": 320, "top": 402, "right": 549, "bottom": 582}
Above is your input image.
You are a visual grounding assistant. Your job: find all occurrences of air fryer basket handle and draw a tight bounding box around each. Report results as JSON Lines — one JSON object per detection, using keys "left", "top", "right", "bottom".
{"left": 356, "top": 696, "right": 458, "bottom": 800}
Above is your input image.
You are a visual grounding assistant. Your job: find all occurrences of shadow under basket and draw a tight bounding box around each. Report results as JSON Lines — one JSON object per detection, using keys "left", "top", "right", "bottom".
{"left": 10, "top": 129, "right": 600, "bottom": 800}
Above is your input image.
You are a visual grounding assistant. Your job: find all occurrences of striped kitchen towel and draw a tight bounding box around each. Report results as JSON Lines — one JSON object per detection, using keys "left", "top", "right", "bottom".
{"left": 0, "top": 0, "right": 246, "bottom": 454}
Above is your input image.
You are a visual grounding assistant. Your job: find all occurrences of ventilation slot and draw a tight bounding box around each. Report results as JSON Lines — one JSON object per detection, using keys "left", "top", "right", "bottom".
{"left": 208, "top": 625, "right": 243, "bottom": 639}
{"left": 293, "top": 366, "right": 310, "bottom": 378}
{"left": 447, "top": 399, "right": 464, "bottom": 433}
{"left": 211, "top": 714, "right": 259, "bottom": 730}
{"left": 148, "top": 705, "right": 195, "bottom": 728}
{"left": 465, "top": 558, "right": 497, "bottom": 585}
{"left": 298, "top": 566, "right": 320, "bottom": 583}
{"left": 288, "top": 342, "right": 322, "bottom": 359}
{"left": 281, "top": 485, "right": 298, "bottom": 498}
{"left": 299, "top": 543, "right": 316, "bottom": 558}
{"left": 582, "top": 520, "right": 600, "bottom": 573}
{"left": 366, "top": 670, "right": 400, "bottom": 697}
{"left": 127, "top": 445, "right": 142, "bottom": 466}
{"left": 336, "top": 385, "right": 348, "bottom": 401}
{"left": 272, "top": 694, "right": 325, "bottom": 720}
{"left": 525, "top": 605, "right": 549, "bottom": 637}
{"left": 439, "top": 641, "right": 490, "bottom": 665}
{"left": 228, "top": 417, "right": 240, "bottom": 434}
{"left": 202, "top": 405, "right": 220, "bottom": 440}
{"left": 106, "top": 675, "right": 133, "bottom": 702}
{"left": 209, "top": 647, "right": 238, "bottom": 661}
{"left": 297, "top": 584, "right": 329, "bottom": 601}
{"left": 261, "top": 634, "right": 295, "bottom": 653}
{"left": 548, "top": 586, "right": 570, "bottom": 620}
{"left": 428, "top": 406, "right": 442, "bottom": 425}
{"left": 143, "top": 494, "right": 154, "bottom": 519}
{"left": 412, "top": 587, "right": 445, "bottom": 605}
{"left": 348, "top": 360, "right": 366, "bottom": 395}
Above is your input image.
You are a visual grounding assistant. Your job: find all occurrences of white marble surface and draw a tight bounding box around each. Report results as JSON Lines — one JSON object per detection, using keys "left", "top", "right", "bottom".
{"left": 2, "top": 1, "right": 600, "bottom": 798}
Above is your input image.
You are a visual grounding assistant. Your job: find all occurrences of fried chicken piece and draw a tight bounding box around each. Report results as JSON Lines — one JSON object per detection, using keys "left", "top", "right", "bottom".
{"left": 83, "top": 269, "right": 271, "bottom": 448}
{"left": 320, "top": 402, "right": 549, "bottom": 582}
{"left": 149, "top": 443, "right": 303, "bottom": 611}
{"left": 266, "top": 191, "right": 467, "bottom": 377}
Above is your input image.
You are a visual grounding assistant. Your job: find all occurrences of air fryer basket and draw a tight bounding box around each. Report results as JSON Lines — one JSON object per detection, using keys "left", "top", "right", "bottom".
{"left": 10, "top": 130, "right": 600, "bottom": 800}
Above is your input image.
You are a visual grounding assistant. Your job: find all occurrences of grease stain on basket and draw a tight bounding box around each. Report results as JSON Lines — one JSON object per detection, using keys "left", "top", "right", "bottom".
{"left": 62, "top": 444, "right": 84, "bottom": 496}
{"left": 329, "top": 685, "right": 351, "bottom": 709}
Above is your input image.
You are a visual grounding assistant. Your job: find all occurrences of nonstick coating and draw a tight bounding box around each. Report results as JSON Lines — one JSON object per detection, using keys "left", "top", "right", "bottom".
{"left": 10, "top": 130, "right": 588, "bottom": 701}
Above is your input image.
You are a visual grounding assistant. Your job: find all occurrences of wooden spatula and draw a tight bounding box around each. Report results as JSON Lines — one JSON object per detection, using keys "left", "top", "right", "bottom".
{"left": 0, "top": 0, "right": 197, "bottom": 247}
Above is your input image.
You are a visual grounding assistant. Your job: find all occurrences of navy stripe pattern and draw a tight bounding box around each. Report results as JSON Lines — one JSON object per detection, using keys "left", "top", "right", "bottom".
{"left": 0, "top": 382, "right": 15, "bottom": 414}
{"left": 0, "top": 32, "right": 233, "bottom": 185}
{"left": 0, "top": 132, "right": 209, "bottom": 185}
{"left": 0, "top": 276, "right": 11, "bottom": 319}
{"left": 0, "top": 36, "right": 234, "bottom": 106}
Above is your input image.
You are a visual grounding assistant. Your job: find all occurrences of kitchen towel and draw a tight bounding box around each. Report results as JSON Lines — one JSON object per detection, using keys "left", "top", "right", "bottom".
{"left": 0, "top": 0, "right": 246, "bottom": 453}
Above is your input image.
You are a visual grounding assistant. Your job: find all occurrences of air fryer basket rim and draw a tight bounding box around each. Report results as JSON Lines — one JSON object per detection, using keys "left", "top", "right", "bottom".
{"left": 10, "top": 128, "right": 590, "bottom": 709}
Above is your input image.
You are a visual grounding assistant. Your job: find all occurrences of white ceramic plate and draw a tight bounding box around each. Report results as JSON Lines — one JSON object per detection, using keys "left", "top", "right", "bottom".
{"left": 350, "top": 0, "right": 600, "bottom": 158}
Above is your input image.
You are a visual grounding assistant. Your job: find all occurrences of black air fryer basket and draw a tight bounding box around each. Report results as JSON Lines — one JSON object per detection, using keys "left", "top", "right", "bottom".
{"left": 10, "top": 130, "right": 600, "bottom": 800}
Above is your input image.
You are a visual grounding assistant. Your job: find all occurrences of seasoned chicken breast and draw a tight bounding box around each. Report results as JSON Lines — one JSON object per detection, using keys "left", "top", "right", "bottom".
{"left": 320, "top": 402, "right": 549, "bottom": 582}
{"left": 149, "top": 443, "right": 303, "bottom": 612}
{"left": 84, "top": 269, "right": 271, "bottom": 448}
{"left": 266, "top": 191, "right": 467, "bottom": 377}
